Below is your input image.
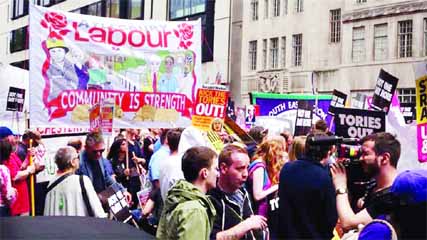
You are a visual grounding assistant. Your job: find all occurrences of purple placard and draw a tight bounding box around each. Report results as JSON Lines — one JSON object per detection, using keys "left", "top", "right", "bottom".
{"left": 417, "top": 122, "right": 427, "bottom": 163}
{"left": 254, "top": 98, "right": 333, "bottom": 125}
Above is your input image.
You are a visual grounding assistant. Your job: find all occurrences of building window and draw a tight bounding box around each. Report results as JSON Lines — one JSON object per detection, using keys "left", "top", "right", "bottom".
{"left": 79, "top": 1, "right": 104, "bottom": 16}
{"left": 281, "top": 37, "right": 286, "bottom": 67}
{"left": 249, "top": 41, "right": 257, "bottom": 71}
{"left": 398, "top": 88, "right": 416, "bottom": 104}
{"left": 352, "top": 26, "right": 365, "bottom": 63}
{"left": 273, "top": 0, "right": 280, "bottom": 17}
{"left": 262, "top": 39, "right": 268, "bottom": 70}
{"left": 424, "top": 18, "right": 427, "bottom": 56}
{"left": 292, "top": 34, "right": 302, "bottom": 66}
{"left": 10, "top": 60, "right": 29, "bottom": 70}
{"left": 251, "top": 0, "right": 259, "bottom": 21}
{"left": 10, "top": 26, "right": 28, "bottom": 53}
{"left": 270, "top": 38, "right": 279, "bottom": 69}
{"left": 398, "top": 20, "right": 413, "bottom": 58}
{"left": 11, "top": 0, "right": 29, "bottom": 19}
{"left": 128, "top": 0, "right": 144, "bottom": 19}
{"left": 374, "top": 23, "right": 388, "bottom": 61}
{"left": 169, "top": 0, "right": 213, "bottom": 63}
{"left": 283, "top": 0, "right": 288, "bottom": 15}
{"left": 330, "top": 9, "right": 341, "bottom": 43}
{"left": 264, "top": 0, "right": 269, "bottom": 19}
{"left": 295, "top": 0, "right": 303, "bottom": 13}
{"left": 356, "top": 0, "right": 367, "bottom": 3}
{"left": 170, "top": 0, "right": 206, "bottom": 19}
{"left": 34, "top": 0, "right": 66, "bottom": 7}
{"left": 106, "top": 0, "right": 120, "bottom": 18}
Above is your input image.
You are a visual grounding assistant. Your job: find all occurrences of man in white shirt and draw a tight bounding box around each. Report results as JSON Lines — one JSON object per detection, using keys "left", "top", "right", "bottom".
{"left": 158, "top": 129, "right": 183, "bottom": 201}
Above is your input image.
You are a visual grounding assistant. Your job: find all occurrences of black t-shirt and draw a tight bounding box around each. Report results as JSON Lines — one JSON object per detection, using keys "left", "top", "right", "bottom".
{"left": 365, "top": 187, "right": 394, "bottom": 218}
{"left": 88, "top": 160, "right": 105, "bottom": 193}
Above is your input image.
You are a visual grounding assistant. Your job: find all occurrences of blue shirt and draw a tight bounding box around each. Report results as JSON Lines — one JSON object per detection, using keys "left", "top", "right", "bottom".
{"left": 148, "top": 145, "right": 170, "bottom": 182}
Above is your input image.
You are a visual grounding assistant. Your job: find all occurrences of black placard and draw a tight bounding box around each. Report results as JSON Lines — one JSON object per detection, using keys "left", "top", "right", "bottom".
{"left": 328, "top": 89, "right": 347, "bottom": 115}
{"left": 294, "top": 101, "right": 313, "bottom": 136}
{"left": 334, "top": 108, "right": 386, "bottom": 138}
{"left": 351, "top": 93, "right": 367, "bottom": 110}
{"left": 6, "top": 87, "right": 25, "bottom": 112}
{"left": 400, "top": 102, "right": 415, "bottom": 124}
{"left": 371, "top": 69, "right": 399, "bottom": 113}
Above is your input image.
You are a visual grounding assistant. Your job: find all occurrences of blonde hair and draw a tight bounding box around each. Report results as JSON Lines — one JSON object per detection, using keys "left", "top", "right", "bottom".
{"left": 253, "top": 139, "right": 285, "bottom": 185}
{"left": 289, "top": 136, "right": 307, "bottom": 161}
{"left": 210, "top": 118, "right": 224, "bottom": 132}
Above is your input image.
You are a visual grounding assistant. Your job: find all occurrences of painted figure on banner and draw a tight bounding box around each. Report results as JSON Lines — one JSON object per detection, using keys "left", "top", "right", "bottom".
{"left": 87, "top": 55, "right": 107, "bottom": 90}
{"left": 148, "top": 55, "right": 161, "bottom": 92}
{"left": 69, "top": 46, "right": 89, "bottom": 90}
{"left": 46, "top": 38, "right": 79, "bottom": 101}
{"left": 158, "top": 55, "right": 178, "bottom": 93}
{"left": 177, "top": 52, "right": 196, "bottom": 101}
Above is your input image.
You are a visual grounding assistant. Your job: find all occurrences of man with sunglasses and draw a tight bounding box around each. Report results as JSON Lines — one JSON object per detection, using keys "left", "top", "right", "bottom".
{"left": 76, "top": 131, "right": 131, "bottom": 203}
{"left": 331, "top": 132, "right": 400, "bottom": 232}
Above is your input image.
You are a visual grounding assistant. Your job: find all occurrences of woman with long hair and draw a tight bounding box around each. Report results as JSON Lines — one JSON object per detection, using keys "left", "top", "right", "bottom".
{"left": 247, "top": 137, "right": 287, "bottom": 217}
{"left": 107, "top": 138, "right": 141, "bottom": 209}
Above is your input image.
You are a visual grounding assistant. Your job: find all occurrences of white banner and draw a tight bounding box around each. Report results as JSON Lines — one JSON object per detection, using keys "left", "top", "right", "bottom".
{"left": 29, "top": 4, "right": 201, "bottom": 128}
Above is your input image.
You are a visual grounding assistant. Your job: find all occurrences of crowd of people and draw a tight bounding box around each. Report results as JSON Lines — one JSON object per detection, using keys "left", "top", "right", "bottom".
{"left": 0, "top": 119, "right": 426, "bottom": 239}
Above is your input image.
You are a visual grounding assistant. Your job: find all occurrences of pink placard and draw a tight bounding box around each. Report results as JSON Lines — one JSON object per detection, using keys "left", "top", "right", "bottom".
{"left": 417, "top": 122, "right": 427, "bottom": 163}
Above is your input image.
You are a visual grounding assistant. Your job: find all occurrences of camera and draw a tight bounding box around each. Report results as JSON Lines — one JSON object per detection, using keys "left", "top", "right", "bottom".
{"left": 306, "top": 135, "right": 362, "bottom": 166}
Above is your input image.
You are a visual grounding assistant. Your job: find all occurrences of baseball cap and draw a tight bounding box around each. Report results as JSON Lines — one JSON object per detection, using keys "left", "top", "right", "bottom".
{"left": 358, "top": 220, "right": 397, "bottom": 240}
{"left": 390, "top": 169, "right": 427, "bottom": 205}
{"left": 248, "top": 126, "right": 268, "bottom": 144}
{"left": 0, "top": 126, "right": 15, "bottom": 139}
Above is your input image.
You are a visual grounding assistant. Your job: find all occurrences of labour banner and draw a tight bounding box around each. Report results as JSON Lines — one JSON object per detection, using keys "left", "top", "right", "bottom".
{"left": 415, "top": 62, "right": 427, "bottom": 163}
{"left": 29, "top": 4, "right": 201, "bottom": 128}
{"left": 334, "top": 108, "right": 385, "bottom": 139}
{"left": 371, "top": 69, "right": 399, "bottom": 113}
{"left": 191, "top": 88, "right": 228, "bottom": 131}
{"left": 6, "top": 87, "right": 25, "bottom": 112}
{"left": 328, "top": 89, "right": 347, "bottom": 115}
{"left": 294, "top": 101, "right": 313, "bottom": 136}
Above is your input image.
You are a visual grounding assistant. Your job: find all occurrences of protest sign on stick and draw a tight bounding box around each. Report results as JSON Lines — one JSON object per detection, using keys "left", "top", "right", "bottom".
{"left": 371, "top": 69, "right": 399, "bottom": 113}
{"left": 192, "top": 88, "right": 229, "bottom": 131}
{"left": 334, "top": 107, "right": 386, "bottom": 139}
{"left": 294, "top": 101, "right": 313, "bottom": 136}
{"left": 328, "top": 89, "right": 347, "bottom": 115}
{"left": 415, "top": 62, "right": 427, "bottom": 163}
{"left": 6, "top": 87, "right": 25, "bottom": 112}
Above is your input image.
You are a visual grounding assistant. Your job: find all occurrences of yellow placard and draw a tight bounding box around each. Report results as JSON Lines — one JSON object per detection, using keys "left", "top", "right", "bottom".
{"left": 416, "top": 75, "right": 427, "bottom": 124}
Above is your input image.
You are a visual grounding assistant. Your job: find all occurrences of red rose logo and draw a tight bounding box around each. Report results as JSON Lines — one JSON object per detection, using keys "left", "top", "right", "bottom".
{"left": 173, "top": 23, "right": 194, "bottom": 49}
{"left": 40, "top": 11, "right": 70, "bottom": 40}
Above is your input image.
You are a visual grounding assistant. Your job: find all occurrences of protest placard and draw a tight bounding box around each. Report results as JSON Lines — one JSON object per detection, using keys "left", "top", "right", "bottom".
{"left": 294, "top": 101, "right": 313, "bottom": 136}
{"left": 6, "top": 87, "right": 25, "bottom": 112}
{"left": 351, "top": 93, "right": 368, "bottom": 110}
{"left": 191, "top": 88, "right": 229, "bottom": 131}
{"left": 29, "top": 4, "right": 201, "bottom": 128}
{"left": 334, "top": 108, "right": 385, "bottom": 139}
{"left": 328, "top": 89, "right": 347, "bottom": 115}
{"left": 371, "top": 69, "right": 399, "bottom": 113}
{"left": 415, "top": 62, "right": 427, "bottom": 162}
{"left": 400, "top": 102, "right": 415, "bottom": 124}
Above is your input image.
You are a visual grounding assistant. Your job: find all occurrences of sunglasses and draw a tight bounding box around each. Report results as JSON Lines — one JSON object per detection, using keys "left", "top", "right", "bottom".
{"left": 92, "top": 149, "right": 105, "bottom": 154}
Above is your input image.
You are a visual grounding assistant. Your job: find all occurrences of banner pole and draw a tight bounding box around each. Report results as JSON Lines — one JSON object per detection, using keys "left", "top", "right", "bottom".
{"left": 29, "top": 139, "right": 35, "bottom": 217}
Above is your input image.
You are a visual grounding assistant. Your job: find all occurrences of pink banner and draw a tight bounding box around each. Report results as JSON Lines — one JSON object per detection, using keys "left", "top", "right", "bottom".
{"left": 417, "top": 122, "right": 427, "bottom": 163}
